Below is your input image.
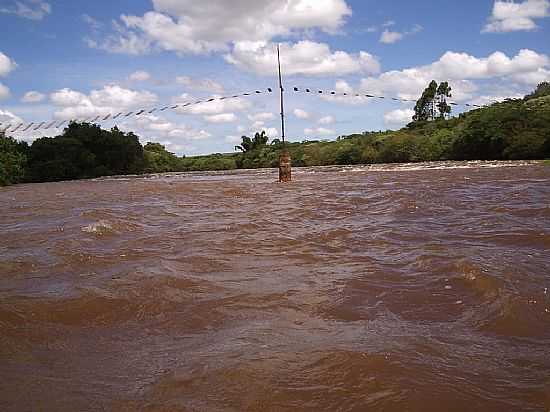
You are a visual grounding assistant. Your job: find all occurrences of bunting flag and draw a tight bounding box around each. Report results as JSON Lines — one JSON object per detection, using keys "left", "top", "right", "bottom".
{"left": 21, "top": 123, "right": 34, "bottom": 132}
{"left": 11, "top": 123, "right": 24, "bottom": 132}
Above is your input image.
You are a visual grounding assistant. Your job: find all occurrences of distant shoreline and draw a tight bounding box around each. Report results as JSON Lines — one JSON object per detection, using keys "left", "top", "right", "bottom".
{"left": 2, "top": 160, "right": 545, "bottom": 188}
{"left": 2, "top": 85, "right": 549, "bottom": 186}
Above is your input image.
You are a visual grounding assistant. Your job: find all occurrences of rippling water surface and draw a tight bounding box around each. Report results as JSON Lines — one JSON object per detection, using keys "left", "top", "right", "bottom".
{"left": 1, "top": 161, "right": 549, "bottom": 411}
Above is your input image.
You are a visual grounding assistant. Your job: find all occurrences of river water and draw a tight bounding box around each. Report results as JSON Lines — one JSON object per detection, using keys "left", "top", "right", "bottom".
{"left": 1, "top": 161, "right": 549, "bottom": 412}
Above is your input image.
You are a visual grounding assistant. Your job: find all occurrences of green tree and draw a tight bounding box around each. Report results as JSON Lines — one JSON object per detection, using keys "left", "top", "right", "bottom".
{"left": 525, "top": 82, "right": 550, "bottom": 100}
{"left": 235, "top": 131, "right": 270, "bottom": 153}
{"left": 26, "top": 122, "right": 145, "bottom": 182}
{"left": 436, "top": 82, "right": 452, "bottom": 119}
{"left": 0, "top": 132, "right": 28, "bottom": 186}
{"left": 143, "top": 142, "right": 182, "bottom": 173}
{"left": 413, "top": 80, "right": 438, "bottom": 122}
{"left": 235, "top": 136, "right": 253, "bottom": 152}
{"left": 253, "top": 130, "right": 269, "bottom": 147}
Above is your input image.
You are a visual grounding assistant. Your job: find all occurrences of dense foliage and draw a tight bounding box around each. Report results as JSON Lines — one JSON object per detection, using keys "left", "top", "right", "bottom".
{"left": 25, "top": 123, "right": 145, "bottom": 182}
{"left": 143, "top": 142, "right": 183, "bottom": 173}
{"left": 0, "top": 132, "right": 28, "bottom": 186}
{"left": 526, "top": 82, "right": 550, "bottom": 101}
{"left": 181, "top": 86, "right": 550, "bottom": 171}
{"left": 0, "top": 83, "right": 549, "bottom": 186}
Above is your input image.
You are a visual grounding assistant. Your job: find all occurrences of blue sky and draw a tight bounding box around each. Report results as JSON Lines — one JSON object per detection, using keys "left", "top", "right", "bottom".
{"left": 1, "top": 0, "right": 549, "bottom": 155}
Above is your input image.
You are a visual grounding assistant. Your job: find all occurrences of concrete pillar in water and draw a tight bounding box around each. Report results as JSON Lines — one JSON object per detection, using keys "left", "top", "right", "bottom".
{"left": 279, "top": 149, "right": 292, "bottom": 183}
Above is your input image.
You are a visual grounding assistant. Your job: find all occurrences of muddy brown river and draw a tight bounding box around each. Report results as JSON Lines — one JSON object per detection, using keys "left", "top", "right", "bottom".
{"left": 1, "top": 161, "right": 549, "bottom": 411}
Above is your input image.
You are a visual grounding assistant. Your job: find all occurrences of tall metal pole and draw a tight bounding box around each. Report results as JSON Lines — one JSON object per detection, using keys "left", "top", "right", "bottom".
{"left": 277, "top": 44, "right": 286, "bottom": 144}
{"left": 277, "top": 44, "right": 291, "bottom": 182}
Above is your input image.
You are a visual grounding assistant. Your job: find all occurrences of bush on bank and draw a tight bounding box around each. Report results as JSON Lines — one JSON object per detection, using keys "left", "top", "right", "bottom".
{"left": 0, "top": 134, "right": 28, "bottom": 186}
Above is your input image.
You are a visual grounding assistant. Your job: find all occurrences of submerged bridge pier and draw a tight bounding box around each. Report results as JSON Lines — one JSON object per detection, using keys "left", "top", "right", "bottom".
{"left": 277, "top": 44, "right": 292, "bottom": 183}
{"left": 279, "top": 149, "right": 291, "bottom": 183}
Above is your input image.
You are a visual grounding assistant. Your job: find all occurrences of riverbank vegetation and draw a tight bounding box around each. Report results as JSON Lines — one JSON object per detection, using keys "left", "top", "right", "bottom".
{"left": 175, "top": 82, "right": 550, "bottom": 171}
{"left": 1, "top": 82, "right": 549, "bottom": 186}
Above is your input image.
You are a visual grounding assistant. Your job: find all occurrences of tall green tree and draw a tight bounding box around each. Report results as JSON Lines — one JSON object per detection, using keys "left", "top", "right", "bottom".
{"left": 413, "top": 80, "right": 438, "bottom": 122}
{"left": 436, "top": 82, "right": 452, "bottom": 119}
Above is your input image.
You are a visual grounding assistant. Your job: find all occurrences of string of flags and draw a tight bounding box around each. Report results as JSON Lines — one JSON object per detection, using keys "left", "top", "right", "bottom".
{"left": 0, "top": 88, "right": 276, "bottom": 134}
{"left": 0, "top": 85, "right": 532, "bottom": 135}
{"left": 290, "top": 86, "right": 492, "bottom": 107}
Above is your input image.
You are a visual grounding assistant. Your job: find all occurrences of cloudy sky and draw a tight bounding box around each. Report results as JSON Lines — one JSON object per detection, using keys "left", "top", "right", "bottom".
{"left": 0, "top": 0, "right": 549, "bottom": 155}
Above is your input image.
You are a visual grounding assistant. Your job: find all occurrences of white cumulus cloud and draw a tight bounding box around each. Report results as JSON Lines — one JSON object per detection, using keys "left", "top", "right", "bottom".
{"left": 21, "top": 91, "right": 45, "bottom": 103}
{"left": 225, "top": 135, "right": 243, "bottom": 144}
{"left": 510, "top": 67, "right": 550, "bottom": 85}
{"left": 320, "top": 79, "right": 371, "bottom": 105}
{"left": 0, "top": 53, "right": 15, "bottom": 101}
{"left": 384, "top": 109, "right": 414, "bottom": 129}
{"left": 0, "top": 52, "right": 17, "bottom": 77}
{"left": 358, "top": 49, "right": 549, "bottom": 101}
{"left": 380, "top": 30, "right": 403, "bottom": 44}
{"left": 176, "top": 76, "right": 224, "bottom": 93}
{"left": 0, "top": 83, "right": 10, "bottom": 100}
{"left": 175, "top": 95, "right": 252, "bottom": 116}
{"left": 225, "top": 40, "right": 380, "bottom": 76}
{"left": 128, "top": 115, "right": 210, "bottom": 140}
{"left": 251, "top": 120, "right": 265, "bottom": 129}
{"left": 85, "top": 22, "right": 153, "bottom": 55}
{"left": 0, "top": 0, "right": 51, "bottom": 20}
{"left": 304, "top": 127, "right": 335, "bottom": 136}
{"left": 168, "top": 128, "right": 211, "bottom": 140}
{"left": 293, "top": 108, "right": 310, "bottom": 119}
{"left": 49, "top": 85, "right": 158, "bottom": 119}
{"left": 0, "top": 109, "right": 24, "bottom": 127}
{"left": 248, "top": 112, "right": 275, "bottom": 122}
{"left": 93, "top": 0, "right": 351, "bottom": 55}
{"left": 483, "top": 0, "right": 550, "bottom": 33}
{"left": 129, "top": 70, "right": 151, "bottom": 81}
{"left": 237, "top": 125, "right": 279, "bottom": 140}
{"left": 204, "top": 113, "right": 237, "bottom": 123}
{"left": 469, "top": 93, "right": 525, "bottom": 106}
{"left": 84, "top": 1, "right": 380, "bottom": 78}
{"left": 379, "top": 24, "right": 422, "bottom": 44}
{"left": 82, "top": 13, "right": 102, "bottom": 30}
{"left": 263, "top": 127, "right": 279, "bottom": 138}
{"left": 318, "top": 115, "right": 335, "bottom": 125}
{"left": 113, "top": 113, "right": 211, "bottom": 154}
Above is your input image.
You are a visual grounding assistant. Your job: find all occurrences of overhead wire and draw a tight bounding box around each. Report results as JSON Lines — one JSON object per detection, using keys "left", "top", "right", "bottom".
{"left": 1, "top": 87, "right": 276, "bottom": 134}
{"left": 1, "top": 85, "right": 544, "bottom": 135}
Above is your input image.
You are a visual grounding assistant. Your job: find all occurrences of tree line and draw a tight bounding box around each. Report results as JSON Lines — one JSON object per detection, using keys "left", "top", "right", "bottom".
{"left": 180, "top": 82, "right": 550, "bottom": 170}
{"left": 1, "top": 82, "right": 549, "bottom": 186}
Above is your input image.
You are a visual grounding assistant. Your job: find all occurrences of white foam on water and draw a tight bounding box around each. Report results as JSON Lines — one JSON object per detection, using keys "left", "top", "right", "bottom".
{"left": 81, "top": 220, "right": 114, "bottom": 235}
{"left": 337, "top": 160, "right": 539, "bottom": 173}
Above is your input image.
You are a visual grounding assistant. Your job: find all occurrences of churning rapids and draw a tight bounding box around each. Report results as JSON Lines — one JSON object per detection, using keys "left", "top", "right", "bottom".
{"left": 1, "top": 161, "right": 549, "bottom": 412}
